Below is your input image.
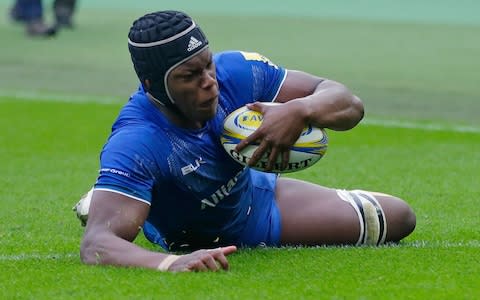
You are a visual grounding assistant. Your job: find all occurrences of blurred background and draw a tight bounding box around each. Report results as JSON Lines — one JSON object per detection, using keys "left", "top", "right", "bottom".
{"left": 1, "top": 0, "right": 479, "bottom": 125}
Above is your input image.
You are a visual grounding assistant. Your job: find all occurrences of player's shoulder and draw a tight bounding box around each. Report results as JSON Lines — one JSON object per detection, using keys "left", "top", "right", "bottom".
{"left": 106, "top": 123, "right": 171, "bottom": 155}
{"left": 213, "top": 50, "right": 242, "bottom": 63}
{"left": 214, "top": 50, "right": 282, "bottom": 87}
{"left": 214, "top": 50, "right": 279, "bottom": 68}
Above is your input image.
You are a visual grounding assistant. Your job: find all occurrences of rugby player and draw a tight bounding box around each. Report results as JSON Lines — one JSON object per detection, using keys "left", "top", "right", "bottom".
{"left": 75, "top": 10, "right": 416, "bottom": 272}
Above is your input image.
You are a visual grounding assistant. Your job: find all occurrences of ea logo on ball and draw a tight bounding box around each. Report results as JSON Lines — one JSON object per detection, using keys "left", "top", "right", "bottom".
{"left": 221, "top": 104, "right": 328, "bottom": 173}
{"left": 234, "top": 110, "right": 264, "bottom": 131}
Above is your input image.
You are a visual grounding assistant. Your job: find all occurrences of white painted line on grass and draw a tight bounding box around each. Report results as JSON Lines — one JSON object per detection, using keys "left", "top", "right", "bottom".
{"left": 0, "top": 253, "right": 77, "bottom": 261}
{"left": 404, "top": 240, "right": 480, "bottom": 249}
{"left": 0, "top": 90, "right": 121, "bottom": 104}
{"left": 362, "top": 119, "right": 480, "bottom": 134}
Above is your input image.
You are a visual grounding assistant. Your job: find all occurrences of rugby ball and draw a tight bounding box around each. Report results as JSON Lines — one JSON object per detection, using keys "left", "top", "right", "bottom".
{"left": 221, "top": 103, "right": 328, "bottom": 173}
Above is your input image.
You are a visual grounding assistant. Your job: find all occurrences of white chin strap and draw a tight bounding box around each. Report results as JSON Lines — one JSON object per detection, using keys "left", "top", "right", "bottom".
{"left": 337, "top": 189, "right": 387, "bottom": 246}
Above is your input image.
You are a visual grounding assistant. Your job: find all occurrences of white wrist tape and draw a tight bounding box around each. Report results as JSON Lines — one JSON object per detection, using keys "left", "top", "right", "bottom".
{"left": 157, "top": 255, "right": 180, "bottom": 271}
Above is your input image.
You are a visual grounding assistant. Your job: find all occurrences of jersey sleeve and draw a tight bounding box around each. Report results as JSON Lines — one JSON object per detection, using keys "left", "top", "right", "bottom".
{"left": 94, "top": 127, "right": 165, "bottom": 205}
{"left": 215, "top": 51, "right": 287, "bottom": 106}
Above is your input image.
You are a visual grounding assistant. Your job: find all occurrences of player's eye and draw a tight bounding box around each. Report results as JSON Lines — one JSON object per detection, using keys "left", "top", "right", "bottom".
{"left": 182, "top": 73, "right": 194, "bottom": 80}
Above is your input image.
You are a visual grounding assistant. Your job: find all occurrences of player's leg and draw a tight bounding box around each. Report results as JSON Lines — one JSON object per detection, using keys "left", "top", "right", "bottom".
{"left": 11, "top": 0, "right": 56, "bottom": 36}
{"left": 53, "top": 0, "right": 76, "bottom": 29}
{"left": 9, "top": 0, "right": 28, "bottom": 22}
{"left": 275, "top": 177, "right": 416, "bottom": 246}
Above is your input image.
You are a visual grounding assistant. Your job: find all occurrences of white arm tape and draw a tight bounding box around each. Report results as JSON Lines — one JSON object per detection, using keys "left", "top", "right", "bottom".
{"left": 157, "top": 255, "right": 181, "bottom": 271}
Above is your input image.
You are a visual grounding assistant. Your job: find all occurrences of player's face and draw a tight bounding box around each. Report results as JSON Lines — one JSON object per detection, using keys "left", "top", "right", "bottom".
{"left": 167, "top": 48, "right": 218, "bottom": 128}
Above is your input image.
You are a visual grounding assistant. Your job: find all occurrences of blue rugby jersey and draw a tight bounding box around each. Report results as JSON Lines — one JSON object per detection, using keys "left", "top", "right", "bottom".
{"left": 94, "top": 51, "right": 287, "bottom": 250}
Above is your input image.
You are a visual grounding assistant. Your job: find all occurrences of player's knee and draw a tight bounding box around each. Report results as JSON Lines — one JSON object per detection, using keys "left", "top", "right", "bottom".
{"left": 391, "top": 198, "right": 416, "bottom": 241}
{"left": 337, "top": 189, "right": 416, "bottom": 246}
{"left": 79, "top": 236, "right": 95, "bottom": 265}
{"left": 367, "top": 192, "right": 416, "bottom": 242}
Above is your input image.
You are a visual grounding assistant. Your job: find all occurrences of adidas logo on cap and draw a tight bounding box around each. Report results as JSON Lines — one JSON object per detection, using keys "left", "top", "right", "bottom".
{"left": 187, "top": 36, "right": 202, "bottom": 52}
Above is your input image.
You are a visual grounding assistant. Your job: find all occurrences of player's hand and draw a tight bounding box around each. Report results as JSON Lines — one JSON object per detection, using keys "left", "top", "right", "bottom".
{"left": 235, "top": 101, "right": 307, "bottom": 171}
{"left": 168, "top": 246, "right": 237, "bottom": 272}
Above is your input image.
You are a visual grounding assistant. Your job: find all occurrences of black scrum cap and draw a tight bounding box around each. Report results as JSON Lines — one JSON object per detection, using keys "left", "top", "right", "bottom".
{"left": 128, "top": 11, "right": 209, "bottom": 108}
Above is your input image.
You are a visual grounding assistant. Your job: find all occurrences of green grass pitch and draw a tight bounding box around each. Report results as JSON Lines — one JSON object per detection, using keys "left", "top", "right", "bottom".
{"left": 1, "top": 1, "right": 479, "bottom": 299}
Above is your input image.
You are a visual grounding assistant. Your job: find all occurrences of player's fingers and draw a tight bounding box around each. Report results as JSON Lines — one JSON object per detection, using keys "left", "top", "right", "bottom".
{"left": 190, "top": 260, "right": 208, "bottom": 272}
{"left": 206, "top": 245, "right": 237, "bottom": 255}
{"left": 220, "top": 245, "right": 237, "bottom": 255}
{"left": 248, "top": 141, "right": 269, "bottom": 167}
{"left": 202, "top": 255, "right": 220, "bottom": 271}
{"left": 235, "top": 129, "right": 262, "bottom": 152}
{"left": 266, "top": 147, "right": 280, "bottom": 171}
{"left": 281, "top": 151, "right": 290, "bottom": 170}
{"left": 213, "top": 252, "right": 230, "bottom": 270}
{"left": 207, "top": 246, "right": 236, "bottom": 270}
{"left": 246, "top": 101, "right": 264, "bottom": 112}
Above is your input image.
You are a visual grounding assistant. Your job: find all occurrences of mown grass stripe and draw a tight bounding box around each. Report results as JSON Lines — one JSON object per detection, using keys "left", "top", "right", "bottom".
{"left": 362, "top": 119, "right": 480, "bottom": 134}
{"left": 0, "top": 90, "right": 121, "bottom": 104}
{"left": 2, "top": 240, "right": 479, "bottom": 261}
{"left": 0, "top": 253, "right": 78, "bottom": 261}
{"left": 1, "top": 90, "right": 479, "bottom": 134}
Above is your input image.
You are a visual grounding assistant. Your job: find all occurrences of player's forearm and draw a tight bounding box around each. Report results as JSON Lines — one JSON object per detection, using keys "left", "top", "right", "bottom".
{"left": 296, "top": 80, "right": 364, "bottom": 131}
{"left": 80, "top": 231, "right": 169, "bottom": 270}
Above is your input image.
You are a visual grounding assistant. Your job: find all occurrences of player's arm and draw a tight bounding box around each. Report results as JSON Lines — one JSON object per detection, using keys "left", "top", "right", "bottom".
{"left": 275, "top": 70, "right": 364, "bottom": 131}
{"left": 80, "top": 190, "right": 236, "bottom": 272}
{"left": 235, "top": 70, "right": 363, "bottom": 170}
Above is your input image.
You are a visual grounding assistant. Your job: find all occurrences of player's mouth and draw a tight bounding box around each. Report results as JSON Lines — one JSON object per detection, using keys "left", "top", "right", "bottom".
{"left": 199, "top": 95, "right": 218, "bottom": 109}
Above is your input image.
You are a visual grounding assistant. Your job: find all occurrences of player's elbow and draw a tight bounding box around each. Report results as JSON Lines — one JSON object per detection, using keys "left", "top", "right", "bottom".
{"left": 342, "top": 95, "right": 364, "bottom": 130}
{"left": 80, "top": 235, "right": 96, "bottom": 265}
{"left": 333, "top": 95, "right": 364, "bottom": 131}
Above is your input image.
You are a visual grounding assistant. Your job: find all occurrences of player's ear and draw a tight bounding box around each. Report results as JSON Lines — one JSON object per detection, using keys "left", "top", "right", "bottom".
{"left": 144, "top": 79, "right": 151, "bottom": 90}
